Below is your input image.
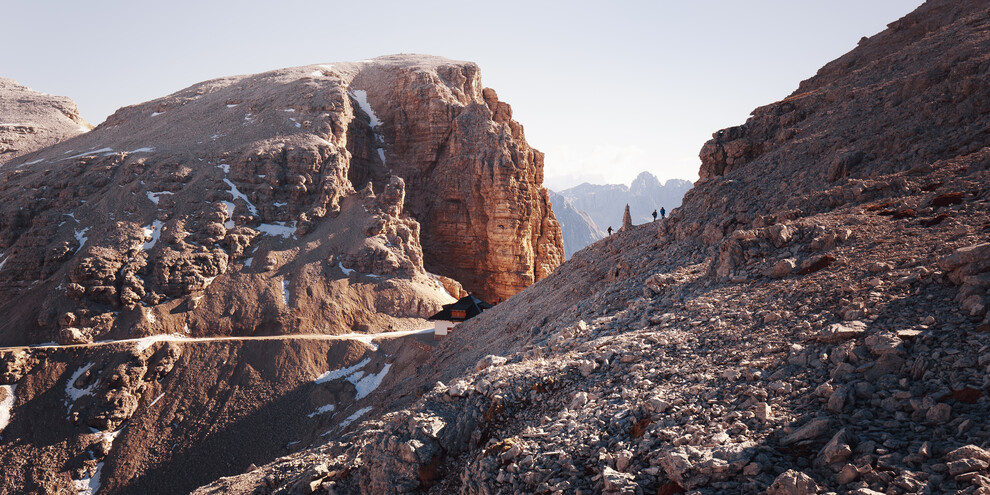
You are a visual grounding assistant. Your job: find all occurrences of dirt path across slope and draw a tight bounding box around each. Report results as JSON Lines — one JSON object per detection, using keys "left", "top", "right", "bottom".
{"left": 0, "top": 326, "right": 438, "bottom": 352}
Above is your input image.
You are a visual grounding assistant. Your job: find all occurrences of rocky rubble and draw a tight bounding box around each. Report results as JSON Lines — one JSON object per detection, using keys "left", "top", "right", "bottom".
{"left": 193, "top": 1, "right": 990, "bottom": 494}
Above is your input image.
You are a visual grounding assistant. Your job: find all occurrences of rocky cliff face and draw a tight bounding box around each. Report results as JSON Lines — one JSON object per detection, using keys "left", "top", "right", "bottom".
{"left": 0, "top": 56, "right": 560, "bottom": 493}
{"left": 194, "top": 2, "right": 990, "bottom": 494}
{"left": 0, "top": 77, "right": 90, "bottom": 164}
{"left": 348, "top": 57, "right": 564, "bottom": 303}
{"left": 695, "top": 0, "right": 990, "bottom": 232}
{"left": 558, "top": 172, "right": 692, "bottom": 231}
{"left": 0, "top": 55, "right": 560, "bottom": 346}
{"left": 547, "top": 191, "right": 605, "bottom": 259}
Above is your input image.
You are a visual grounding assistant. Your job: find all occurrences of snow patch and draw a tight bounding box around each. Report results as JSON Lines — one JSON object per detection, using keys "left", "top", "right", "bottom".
{"left": 151, "top": 111, "right": 164, "bottom": 117}
{"left": 350, "top": 90, "right": 382, "bottom": 127}
{"left": 226, "top": 103, "right": 239, "bottom": 108}
{"left": 349, "top": 89, "right": 386, "bottom": 164}
{"left": 20, "top": 158, "right": 45, "bottom": 167}
{"left": 145, "top": 190, "right": 173, "bottom": 206}
{"left": 149, "top": 393, "right": 165, "bottom": 408}
{"left": 223, "top": 178, "right": 258, "bottom": 215}
{"left": 222, "top": 201, "right": 237, "bottom": 228}
{"left": 142, "top": 220, "right": 164, "bottom": 250}
{"left": 338, "top": 406, "right": 372, "bottom": 429}
{"left": 243, "top": 257, "right": 253, "bottom": 267}
{"left": 0, "top": 254, "right": 7, "bottom": 272}
{"left": 62, "top": 147, "right": 114, "bottom": 161}
{"left": 315, "top": 358, "right": 370, "bottom": 384}
{"left": 257, "top": 221, "right": 297, "bottom": 238}
{"left": 338, "top": 262, "right": 354, "bottom": 276}
{"left": 66, "top": 363, "right": 97, "bottom": 412}
{"left": 282, "top": 279, "right": 290, "bottom": 305}
{"left": 307, "top": 404, "right": 335, "bottom": 418}
{"left": 74, "top": 429, "right": 120, "bottom": 495}
{"left": 74, "top": 227, "right": 91, "bottom": 253}
{"left": 352, "top": 363, "right": 391, "bottom": 400}
{"left": 0, "top": 384, "right": 15, "bottom": 433}
{"left": 217, "top": 163, "right": 230, "bottom": 174}
{"left": 73, "top": 462, "right": 103, "bottom": 495}
{"left": 129, "top": 147, "right": 155, "bottom": 153}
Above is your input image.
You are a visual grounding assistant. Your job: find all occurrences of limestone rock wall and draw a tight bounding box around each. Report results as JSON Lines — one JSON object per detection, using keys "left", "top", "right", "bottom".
{"left": 0, "top": 77, "right": 90, "bottom": 165}
{"left": 349, "top": 57, "right": 564, "bottom": 303}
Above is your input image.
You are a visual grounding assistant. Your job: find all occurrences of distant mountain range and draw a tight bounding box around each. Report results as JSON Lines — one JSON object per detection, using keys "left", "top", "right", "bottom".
{"left": 549, "top": 172, "right": 692, "bottom": 257}
{"left": 547, "top": 191, "right": 606, "bottom": 259}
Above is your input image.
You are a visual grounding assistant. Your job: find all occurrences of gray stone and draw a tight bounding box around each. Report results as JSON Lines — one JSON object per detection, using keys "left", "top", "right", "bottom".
{"left": 781, "top": 418, "right": 830, "bottom": 446}
{"left": 767, "top": 469, "right": 820, "bottom": 495}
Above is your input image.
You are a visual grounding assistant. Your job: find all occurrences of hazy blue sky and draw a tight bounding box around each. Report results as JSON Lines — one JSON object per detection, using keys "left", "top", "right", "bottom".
{"left": 3, "top": 1, "right": 924, "bottom": 188}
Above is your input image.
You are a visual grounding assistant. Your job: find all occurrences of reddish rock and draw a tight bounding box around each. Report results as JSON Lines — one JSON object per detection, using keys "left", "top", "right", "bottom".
{"left": 930, "top": 191, "right": 965, "bottom": 207}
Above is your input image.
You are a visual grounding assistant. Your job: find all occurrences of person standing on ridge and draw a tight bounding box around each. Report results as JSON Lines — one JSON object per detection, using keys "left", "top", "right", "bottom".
{"left": 607, "top": 226, "right": 613, "bottom": 236}
{"left": 652, "top": 209, "right": 658, "bottom": 222}
{"left": 660, "top": 207, "right": 666, "bottom": 219}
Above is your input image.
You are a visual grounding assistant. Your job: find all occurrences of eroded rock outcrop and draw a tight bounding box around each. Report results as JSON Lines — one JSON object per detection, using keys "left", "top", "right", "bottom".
{"left": 0, "top": 77, "right": 90, "bottom": 164}
{"left": 0, "top": 55, "right": 559, "bottom": 344}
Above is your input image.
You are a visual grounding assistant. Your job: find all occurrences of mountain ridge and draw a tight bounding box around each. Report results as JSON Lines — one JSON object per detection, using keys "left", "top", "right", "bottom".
{"left": 191, "top": 2, "right": 990, "bottom": 493}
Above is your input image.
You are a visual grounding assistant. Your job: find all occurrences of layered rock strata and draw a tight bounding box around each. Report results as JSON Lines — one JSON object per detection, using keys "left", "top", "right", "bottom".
{"left": 0, "top": 77, "right": 90, "bottom": 164}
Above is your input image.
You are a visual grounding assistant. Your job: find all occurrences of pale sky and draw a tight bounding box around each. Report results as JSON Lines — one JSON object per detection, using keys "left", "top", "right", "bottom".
{"left": 3, "top": 1, "right": 924, "bottom": 189}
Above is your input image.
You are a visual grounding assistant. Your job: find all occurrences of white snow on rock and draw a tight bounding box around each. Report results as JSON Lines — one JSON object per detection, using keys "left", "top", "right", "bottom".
{"left": 282, "top": 279, "right": 290, "bottom": 305}
{"left": 74, "top": 227, "right": 90, "bottom": 253}
{"left": 313, "top": 357, "right": 390, "bottom": 400}
{"left": 145, "top": 308, "right": 156, "bottom": 325}
{"left": 151, "top": 111, "right": 164, "bottom": 117}
{"left": 0, "top": 253, "right": 7, "bottom": 272}
{"left": 19, "top": 158, "right": 45, "bottom": 167}
{"left": 226, "top": 103, "right": 239, "bottom": 108}
{"left": 338, "top": 262, "right": 355, "bottom": 276}
{"left": 352, "top": 363, "right": 391, "bottom": 400}
{"left": 338, "top": 406, "right": 372, "bottom": 429}
{"left": 63, "top": 147, "right": 113, "bottom": 161}
{"left": 74, "top": 429, "right": 121, "bottom": 495}
{"left": 315, "top": 358, "right": 370, "bottom": 384}
{"left": 350, "top": 90, "right": 382, "bottom": 127}
{"left": 66, "top": 363, "right": 97, "bottom": 412}
{"left": 149, "top": 393, "right": 166, "bottom": 408}
{"left": 307, "top": 404, "right": 335, "bottom": 418}
{"left": 217, "top": 162, "right": 230, "bottom": 174}
{"left": 222, "top": 201, "right": 237, "bottom": 229}
{"left": 73, "top": 463, "right": 102, "bottom": 495}
{"left": 257, "top": 221, "right": 297, "bottom": 238}
{"left": 243, "top": 257, "right": 253, "bottom": 267}
{"left": 223, "top": 178, "right": 258, "bottom": 215}
{"left": 145, "top": 191, "right": 173, "bottom": 206}
{"left": 129, "top": 147, "right": 155, "bottom": 153}
{"left": 142, "top": 220, "right": 164, "bottom": 250}
{"left": 0, "top": 384, "right": 16, "bottom": 434}
{"left": 350, "top": 90, "right": 387, "bottom": 164}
